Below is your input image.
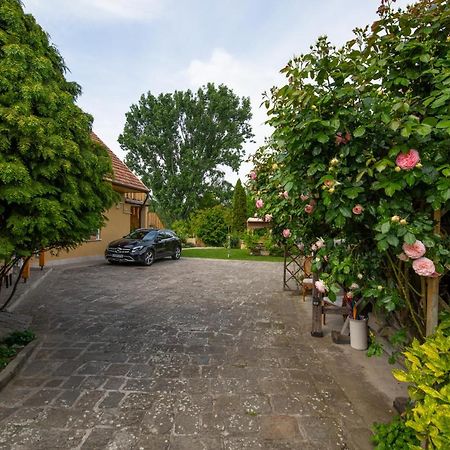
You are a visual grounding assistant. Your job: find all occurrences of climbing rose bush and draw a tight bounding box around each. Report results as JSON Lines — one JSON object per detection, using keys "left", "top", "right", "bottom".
{"left": 248, "top": 0, "right": 450, "bottom": 338}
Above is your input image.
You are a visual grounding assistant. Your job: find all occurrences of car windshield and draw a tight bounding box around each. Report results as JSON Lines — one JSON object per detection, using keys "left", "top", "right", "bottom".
{"left": 125, "top": 230, "right": 158, "bottom": 240}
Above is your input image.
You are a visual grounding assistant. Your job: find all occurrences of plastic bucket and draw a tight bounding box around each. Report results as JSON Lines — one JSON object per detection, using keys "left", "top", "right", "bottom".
{"left": 349, "top": 318, "right": 368, "bottom": 350}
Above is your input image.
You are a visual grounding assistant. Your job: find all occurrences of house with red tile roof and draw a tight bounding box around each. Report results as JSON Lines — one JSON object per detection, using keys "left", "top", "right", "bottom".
{"left": 43, "top": 134, "right": 163, "bottom": 265}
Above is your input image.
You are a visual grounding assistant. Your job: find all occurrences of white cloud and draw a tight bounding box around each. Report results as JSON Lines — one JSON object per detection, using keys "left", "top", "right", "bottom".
{"left": 23, "top": 0, "right": 164, "bottom": 21}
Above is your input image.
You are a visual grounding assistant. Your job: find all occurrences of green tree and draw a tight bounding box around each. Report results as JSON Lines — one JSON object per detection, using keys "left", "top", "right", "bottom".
{"left": 119, "top": 83, "right": 253, "bottom": 224}
{"left": 232, "top": 179, "right": 247, "bottom": 232}
{"left": 191, "top": 206, "right": 231, "bottom": 247}
{"left": 249, "top": 0, "right": 450, "bottom": 337}
{"left": 0, "top": 0, "right": 116, "bottom": 307}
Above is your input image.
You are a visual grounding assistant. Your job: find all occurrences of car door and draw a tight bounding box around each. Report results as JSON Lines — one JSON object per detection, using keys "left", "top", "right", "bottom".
{"left": 155, "top": 231, "right": 169, "bottom": 258}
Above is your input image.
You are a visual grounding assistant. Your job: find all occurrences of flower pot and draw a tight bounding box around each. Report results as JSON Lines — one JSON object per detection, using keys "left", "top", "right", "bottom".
{"left": 349, "top": 318, "right": 368, "bottom": 350}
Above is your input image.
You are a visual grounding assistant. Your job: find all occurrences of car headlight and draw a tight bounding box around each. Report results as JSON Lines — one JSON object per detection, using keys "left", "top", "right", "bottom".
{"left": 131, "top": 246, "right": 144, "bottom": 253}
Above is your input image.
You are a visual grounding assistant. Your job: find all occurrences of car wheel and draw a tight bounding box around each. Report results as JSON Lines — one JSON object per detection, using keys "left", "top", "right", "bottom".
{"left": 172, "top": 246, "right": 181, "bottom": 260}
{"left": 143, "top": 250, "right": 155, "bottom": 266}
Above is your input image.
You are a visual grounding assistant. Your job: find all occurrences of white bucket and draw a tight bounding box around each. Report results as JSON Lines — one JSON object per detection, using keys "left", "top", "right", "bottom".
{"left": 349, "top": 318, "right": 368, "bottom": 350}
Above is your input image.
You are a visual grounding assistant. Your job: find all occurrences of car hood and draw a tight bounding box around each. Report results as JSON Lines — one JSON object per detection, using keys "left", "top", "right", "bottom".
{"left": 108, "top": 238, "right": 145, "bottom": 248}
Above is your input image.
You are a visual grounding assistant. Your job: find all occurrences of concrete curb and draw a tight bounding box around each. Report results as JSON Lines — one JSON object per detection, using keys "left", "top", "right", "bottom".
{"left": 7, "top": 268, "right": 53, "bottom": 313}
{"left": 0, "top": 339, "right": 39, "bottom": 392}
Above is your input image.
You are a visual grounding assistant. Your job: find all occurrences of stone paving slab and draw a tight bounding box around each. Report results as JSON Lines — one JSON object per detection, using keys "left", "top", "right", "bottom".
{"left": 0, "top": 258, "right": 398, "bottom": 449}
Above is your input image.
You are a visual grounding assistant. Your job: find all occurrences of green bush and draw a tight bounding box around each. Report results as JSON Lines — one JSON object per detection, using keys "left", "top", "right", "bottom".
{"left": 390, "top": 314, "right": 450, "bottom": 449}
{"left": 195, "top": 206, "right": 229, "bottom": 247}
{"left": 229, "top": 233, "right": 242, "bottom": 249}
{"left": 171, "top": 219, "right": 191, "bottom": 243}
{"left": 0, "top": 329, "right": 35, "bottom": 369}
{"left": 372, "top": 415, "right": 420, "bottom": 450}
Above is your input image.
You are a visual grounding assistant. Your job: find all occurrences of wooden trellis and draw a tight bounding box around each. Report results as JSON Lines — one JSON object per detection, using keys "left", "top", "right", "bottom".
{"left": 283, "top": 244, "right": 307, "bottom": 292}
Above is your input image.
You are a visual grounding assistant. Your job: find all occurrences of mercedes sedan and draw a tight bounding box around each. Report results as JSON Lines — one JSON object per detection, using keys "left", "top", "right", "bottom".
{"left": 105, "top": 229, "right": 182, "bottom": 266}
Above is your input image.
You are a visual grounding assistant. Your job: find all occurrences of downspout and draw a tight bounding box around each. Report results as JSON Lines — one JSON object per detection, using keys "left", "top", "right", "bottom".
{"left": 139, "top": 192, "right": 151, "bottom": 228}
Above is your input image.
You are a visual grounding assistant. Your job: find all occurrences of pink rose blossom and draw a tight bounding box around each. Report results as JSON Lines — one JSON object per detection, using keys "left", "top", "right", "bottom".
{"left": 311, "top": 244, "right": 317, "bottom": 252}
{"left": 282, "top": 191, "right": 289, "bottom": 199}
{"left": 255, "top": 199, "right": 264, "bottom": 209}
{"left": 352, "top": 204, "right": 363, "bottom": 215}
{"left": 412, "top": 257, "right": 436, "bottom": 277}
{"left": 315, "top": 280, "right": 327, "bottom": 293}
{"left": 297, "top": 242, "right": 305, "bottom": 251}
{"left": 305, "top": 204, "right": 314, "bottom": 214}
{"left": 350, "top": 283, "right": 359, "bottom": 290}
{"left": 264, "top": 214, "right": 272, "bottom": 222}
{"left": 249, "top": 171, "right": 257, "bottom": 180}
{"left": 346, "top": 291, "right": 354, "bottom": 300}
{"left": 282, "top": 229, "right": 291, "bottom": 238}
{"left": 396, "top": 149, "right": 420, "bottom": 170}
{"left": 402, "top": 240, "right": 426, "bottom": 259}
{"left": 300, "top": 194, "right": 309, "bottom": 201}
{"left": 315, "top": 238, "right": 325, "bottom": 249}
{"left": 324, "top": 179, "right": 334, "bottom": 188}
{"left": 397, "top": 252, "right": 409, "bottom": 261}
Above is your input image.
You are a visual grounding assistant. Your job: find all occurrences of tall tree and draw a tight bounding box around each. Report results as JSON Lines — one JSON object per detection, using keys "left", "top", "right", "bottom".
{"left": 119, "top": 83, "right": 253, "bottom": 224}
{"left": 232, "top": 179, "right": 247, "bottom": 232}
{"left": 0, "top": 0, "right": 116, "bottom": 306}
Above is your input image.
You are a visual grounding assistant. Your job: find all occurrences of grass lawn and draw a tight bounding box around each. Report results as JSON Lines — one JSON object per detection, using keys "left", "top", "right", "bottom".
{"left": 181, "top": 247, "right": 284, "bottom": 262}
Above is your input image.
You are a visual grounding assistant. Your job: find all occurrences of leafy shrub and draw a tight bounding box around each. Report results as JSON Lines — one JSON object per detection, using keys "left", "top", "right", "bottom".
{"left": 171, "top": 219, "right": 191, "bottom": 243}
{"left": 372, "top": 415, "right": 420, "bottom": 450}
{"left": 229, "top": 233, "right": 241, "bottom": 249}
{"left": 0, "top": 329, "right": 35, "bottom": 369}
{"left": 194, "top": 206, "right": 229, "bottom": 247}
{"left": 392, "top": 314, "right": 450, "bottom": 449}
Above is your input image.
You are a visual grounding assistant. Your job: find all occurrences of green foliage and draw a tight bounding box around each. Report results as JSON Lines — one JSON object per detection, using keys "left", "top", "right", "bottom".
{"left": 171, "top": 219, "right": 191, "bottom": 243}
{"left": 2, "top": 329, "right": 35, "bottom": 347}
{"left": 182, "top": 247, "right": 283, "bottom": 262}
{"left": 367, "top": 332, "right": 384, "bottom": 358}
{"left": 0, "top": 329, "right": 35, "bottom": 369}
{"left": 232, "top": 179, "right": 248, "bottom": 232}
{"left": 372, "top": 415, "right": 420, "bottom": 450}
{"left": 229, "top": 232, "right": 241, "bottom": 249}
{"left": 392, "top": 315, "right": 450, "bottom": 448}
{"left": 249, "top": 0, "right": 450, "bottom": 337}
{"left": 120, "top": 83, "right": 253, "bottom": 223}
{"left": 193, "top": 206, "right": 230, "bottom": 247}
{"left": 0, "top": 1, "right": 116, "bottom": 265}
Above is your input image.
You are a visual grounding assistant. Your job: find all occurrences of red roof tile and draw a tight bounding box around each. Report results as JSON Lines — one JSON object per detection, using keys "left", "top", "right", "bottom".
{"left": 91, "top": 133, "right": 149, "bottom": 193}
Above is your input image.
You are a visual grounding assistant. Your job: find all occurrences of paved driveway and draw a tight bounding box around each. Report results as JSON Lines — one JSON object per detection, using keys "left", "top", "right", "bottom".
{"left": 0, "top": 258, "right": 394, "bottom": 449}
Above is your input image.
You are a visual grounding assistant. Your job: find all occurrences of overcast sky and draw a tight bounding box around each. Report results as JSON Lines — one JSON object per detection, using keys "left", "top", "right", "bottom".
{"left": 23, "top": 0, "right": 411, "bottom": 183}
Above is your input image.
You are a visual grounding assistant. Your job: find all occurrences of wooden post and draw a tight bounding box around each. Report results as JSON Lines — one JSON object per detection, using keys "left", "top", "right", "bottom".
{"left": 311, "top": 273, "right": 324, "bottom": 337}
{"left": 39, "top": 250, "right": 45, "bottom": 270}
{"left": 21, "top": 258, "right": 30, "bottom": 283}
{"left": 426, "top": 210, "right": 441, "bottom": 336}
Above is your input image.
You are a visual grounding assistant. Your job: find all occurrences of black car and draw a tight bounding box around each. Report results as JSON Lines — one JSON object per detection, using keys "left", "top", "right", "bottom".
{"left": 105, "top": 228, "right": 182, "bottom": 266}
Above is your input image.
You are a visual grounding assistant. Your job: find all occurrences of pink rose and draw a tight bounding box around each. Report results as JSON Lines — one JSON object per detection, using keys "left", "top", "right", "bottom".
{"left": 402, "top": 240, "right": 426, "bottom": 259}
{"left": 282, "top": 191, "right": 289, "bottom": 199}
{"left": 315, "top": 280, "right": 327, "bottom": 293}
{"left": 282, "top": 229, "right": 291, "bottom": 238}
{"left": 396, "top": 149, "right": 420, "bottom": 170}
{"left": 300, "top": 194, "right": 309, "bottom": 201}
{"left": 397, "top": 253, "right": 409, "bottom": 261}
{"left": 264, "top": 214, "right": 272, "bottom": 222}
{"left": 324, "top": 179, "right": 334, "bottom": 188}
{"left": 346, "top": 291, "right": 354, "bottom": 299}
{"left": 350, "top": 283, "right": 359, "bottom": 290}
{"left": 412, "top": 257, "right": 436, "bottom": 277}
{"left": 297, "top": 242, "right": 304, "bottom": 251}
{"left": 249, "top": 171, "right": 257, "bottom": 180}
{"left": 311, "top": 244, "right": 317, "bottom": 252}
{"left": 255, "top": 199, "right": 264, "bottom": 209}
{"left": 352, "top": 204, "right": 363, "bottom": 215}
{"left": 305, "top": 204, "right": 314, "bottom": 214}
{"left": 315, "top": 238, "right": 325, "bottom": 249}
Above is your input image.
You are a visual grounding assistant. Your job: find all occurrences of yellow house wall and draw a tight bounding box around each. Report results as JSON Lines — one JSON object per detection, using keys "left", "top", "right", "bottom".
{"left": 46, "top": 195, "right": 147, "bottom": 263}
